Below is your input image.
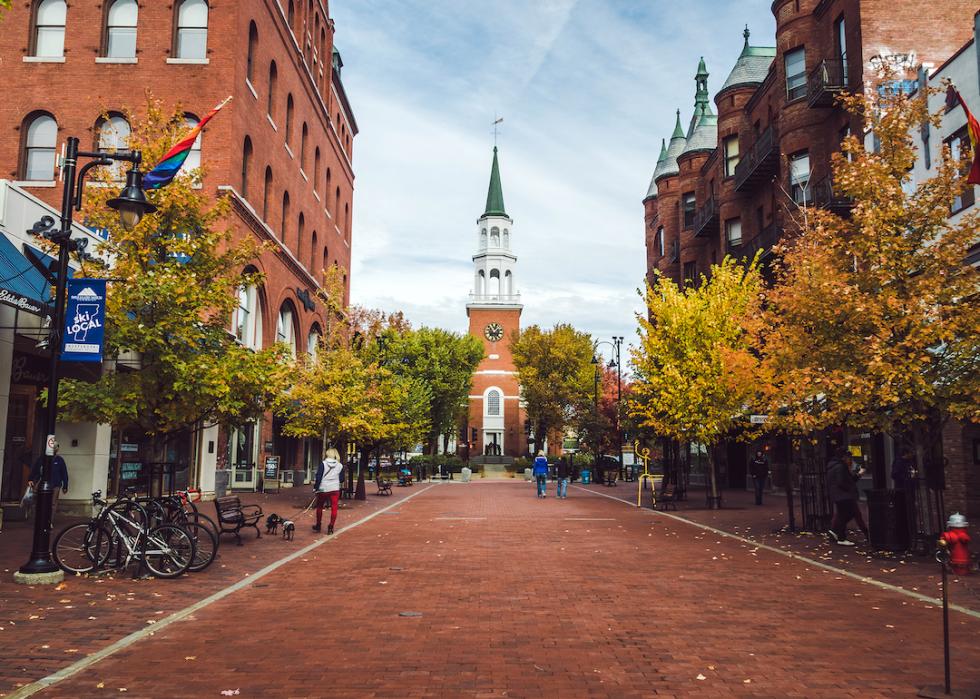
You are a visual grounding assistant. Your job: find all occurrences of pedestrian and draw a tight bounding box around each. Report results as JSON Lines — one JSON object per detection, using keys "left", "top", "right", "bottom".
{"left": 826, "top": 448, "right": 869, "bottom": 546}
{"left": 890, "top": 446, "right": 915, "bottom": 489}
{"left": 749, "top": 450, "right": 769, "bottom": 506}
{"left": 556, "top": 456, "right": 571, "bottom": 499}
{"left": 533, "top": 450, "right": 548, "bottom": 498}
{"left": 313, "top": 447, "right": 344, "bottom": 534}
{"left": 28, "top": 443, "right": 69, "bottom": 525}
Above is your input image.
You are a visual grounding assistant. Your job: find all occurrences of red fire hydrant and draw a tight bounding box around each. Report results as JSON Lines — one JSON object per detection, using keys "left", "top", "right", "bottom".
{"left": 941, "top": 513, "right": 971, "bottom": 575}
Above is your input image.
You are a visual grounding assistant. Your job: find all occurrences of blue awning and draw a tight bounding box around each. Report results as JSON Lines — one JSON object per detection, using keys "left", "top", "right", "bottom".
{"left": 0, "top": 234, "right": 52, "bottom": 316}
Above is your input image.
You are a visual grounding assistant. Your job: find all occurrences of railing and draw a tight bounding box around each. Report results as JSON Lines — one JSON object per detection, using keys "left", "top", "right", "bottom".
{"left": 809, "top": 174, "right": 853, "bottom": 211}
{"left": 734, "top": 125, "right": 779, "bottom": 192}
{"left": 668, "top": 239, "right": 680, "bottom": 263}
{"left": 468, "top": 293, "right": 522, "bottom": 304}
{"left": 733, "top": 223, "right": 781, "bottom": 261}
{"left": 807, "top": 58, "right": 848, "bottom": 108}
{"left": 693, "top": 196, "right": 719, "bottom": 237}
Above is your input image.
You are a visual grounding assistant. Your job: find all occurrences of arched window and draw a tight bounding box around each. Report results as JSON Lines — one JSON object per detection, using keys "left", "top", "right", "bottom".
{"left": 97, "top": 113, "right": 130, "bottom": 180}
{"left": 267, "top": 61, "right": 278, "bottom": 120}
{"left": 32, "top": 0, "right": 66, "bottom": 58}
{"left": 287, "top": 0, "right": 295, "bottom": 30}
{"left": 657, "top": 226, "right": 664, "bottom": 256}
{"left": 307, "top": 323, "right": 321, "bottom": 358}
{"left": 490, "top": 227, "right": 500, "bottom": 247}
{"left": 296, "top": 212, "right": 305, "bottom": 258}
{"left": 310, "top": 231, "right": 318, "bottom": 271}
{"left": 246, "top": 21, "right": 258, "bottom": 83}
{"left": 486, "top": 389, "right": 501, "bottom": 416}
{"left": 104, "top": 0, "right": 138, "bottom": 59}
{"left": 284, "top": 93, "right": 294, "bottom": 144}
{"left": 344, "top": 203, "right": 349, "bottom": 238}
{"left": 241, "top": 136, "right": 253, "bottom": 197}
{"left": 503, "top": 229, "right": 510, "bottom": 248}
{"left": 322, "top": 246, "right": 328, "bottom": 273}
{"left": 476, "top": 270, "right": 485, "bottom": 295}
{"left": 489, "top": 269, "right": 500, "bottom": 296}
{"left": 262, "top": 166, "right": 273, "bottom": 219}
{"left": 276, "top": 301, "right": 297, "bottom": 357}
{"left": 480, "top": 228, "right": 487, "bottom": 249}
{"left": 300, "top": 122, "right": 308, "bottom": 170}
{"left": 281, "top": 191, "right": 291, "bottom": 243}
{"left": 313, "top": 147, "right": 321, "bottom": 194}
{"left": 313, "top": 14, "right": 320, "bottom": 64}
{"left": 22, "top": 113, "right": 57, "bottom": 181}
{"left": 174, "top": 0, "right": 208, "bottom": 60}
{"left": 325, "top": 168, "right": 332, "bottom": 211}
{"left": 233, "top": 278, "right": 264, "bottom": 350}
{"left": 505, "top": 270, "right": 513, "bottom": 295}
{"left": 334, "top": 186, "right": 341, "bottom": 221}
{"left": 182, "top": 114, "right": 202, "bottom": 176}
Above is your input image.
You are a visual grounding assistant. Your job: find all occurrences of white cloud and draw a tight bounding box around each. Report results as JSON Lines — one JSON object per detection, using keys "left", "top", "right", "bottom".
{"left": 335, "top": 0, "right": 776, "bottom": 341}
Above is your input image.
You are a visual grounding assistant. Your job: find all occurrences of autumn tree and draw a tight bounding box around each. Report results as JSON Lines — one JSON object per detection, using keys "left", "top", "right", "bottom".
{"left": 573, "top": 364, "right": 624, "bottom": 463}
{"left": 761, "top": 77, "right": 980, "bottom": 468}
{"left": 511, "top": 323, "right": 595, "bottom": 455}
{"left": 57, "top": 99, "right": 290, "bottom": 453}
{"left": 631, "top": 256, "right": 764, "bottom": 507}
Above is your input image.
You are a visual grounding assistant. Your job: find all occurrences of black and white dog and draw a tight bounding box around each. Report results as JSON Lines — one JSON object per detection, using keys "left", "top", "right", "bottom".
{"left": 281, "top": 519, "right": 295, "bottom": 541}
{"left": 265, "top": 513, "right": 283, "bottom": 535}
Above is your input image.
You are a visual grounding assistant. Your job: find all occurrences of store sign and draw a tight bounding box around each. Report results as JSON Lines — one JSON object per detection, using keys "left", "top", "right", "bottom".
{"left": 264, "top": 456, "right": 280, "bottom": 480}
{"left": 750, "top": 415, "right": 769, "bottom": 424}
{"left": 0, "top": 288, "right": 44, "bottom": 315}
{"left": 120, "top": 443, "right": 139, "bottom": 453}
{"left": 62, "top": 279, "right": 106, "bottom": 363}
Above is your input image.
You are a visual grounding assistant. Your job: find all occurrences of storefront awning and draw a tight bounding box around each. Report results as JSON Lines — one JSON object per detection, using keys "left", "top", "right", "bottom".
{"left": 0, "top": 234, "right": 53, "bottom": 316}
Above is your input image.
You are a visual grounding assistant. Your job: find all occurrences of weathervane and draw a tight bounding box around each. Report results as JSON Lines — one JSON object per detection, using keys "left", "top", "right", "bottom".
{"left": 492, "top": 115, "right": 503, "bottom": 147}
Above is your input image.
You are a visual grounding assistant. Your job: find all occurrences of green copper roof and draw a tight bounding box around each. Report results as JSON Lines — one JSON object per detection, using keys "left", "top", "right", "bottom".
{"left": 657, "top": 138, "right": 668, "bottom": 163}
{"left": 483, "top": 146, "right": 507, "bottom": 217}
{"left": 655, "top": 110, "right": 687, "bottom": 182}
{"left": 670, "top": 109, "right": 685, "bottom": 139}
{"left": 645, "top": 139, "right": 669, "bottom": 200}
{"left": 718, "top": 27, "right": 776, "bottom": 94}
{"left": 696, "top": 56, "right": 708, "bottom": 77}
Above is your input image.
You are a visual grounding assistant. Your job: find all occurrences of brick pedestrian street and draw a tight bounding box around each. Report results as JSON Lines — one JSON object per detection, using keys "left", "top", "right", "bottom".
{"left": 8, "top": 481, "right": 980, "bottom": 698}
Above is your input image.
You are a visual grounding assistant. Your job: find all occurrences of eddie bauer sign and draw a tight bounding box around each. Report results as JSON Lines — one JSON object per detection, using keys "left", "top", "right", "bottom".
{"left": 61, "top": 278, "right": 106, "bottom": 363}
{"left": 0, "top": 288, "right": 44, "bottom": 315}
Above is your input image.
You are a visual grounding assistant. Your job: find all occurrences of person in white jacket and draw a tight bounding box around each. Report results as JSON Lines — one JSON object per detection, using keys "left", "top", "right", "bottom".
{"left": 313, "top": 448, "right": 344, "bottom": 534}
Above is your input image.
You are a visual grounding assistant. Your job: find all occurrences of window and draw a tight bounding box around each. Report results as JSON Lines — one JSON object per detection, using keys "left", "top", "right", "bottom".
{"left": 723, "top": 136, "right": 739, "bottom": 177}
{"left": 656, "top": 226, "right": 664, "bottom": 257}
{"left": 32, "top": 0, "right": 66, "bottom": 58}
{"left": 241, "top": 136, "right": 253, "bottom": 197}
{"left": 234, "top": 281, "right": 263, "bottom": 350}
{"left": 335, "top": 186, "right": 341, "bottom": 222}
{"left": 182, "top": 115, "right": 202, "bottom": 176}
{"left": 97, "top": 114, "right": 131, "bottom": 180}
{"left": 325, "top": 168, "right": 332, "bottom": 211}
{"left": 104, "top": 0, "right": 137, "bottom": 58}
{"left": 725, "top": 218, "right": 742, "bottom": 247}
{"left": 503, "top": 229, "right": 509, "bottom": 248}
{"left": 297, "top": 213, "right": 305, "bottom": 257}
{"left": 486, "top": 390, "right": 501, "bottom": 416}
{"left": 287, "top": 0, "right": 295, "bottom": 30}
{"left": 947, "top": 127, "right": 977, "bottom": 213}
{"left": 313, "top": 147, "right": 320, "bottom": 193}
{"left": 504, "top": 270, "right": 513, "bottom": 295}
{"left": 263, "top": 166, "right": 273, "bottom": 219}
{"left": 489, "top": 269, "right": 500, "bottom": 295}
{"left": 281, "top": 191, "right": 291, "bottom": 243}
{"left": 267, "top": 62, "right": 278, "bottom": 120}
{"left": 790, "top": 151, "right": 810, "bottom": 204}
{"left": 785, "top": 47, "right": 806, "bottom": 100}
{"left": 300, "top": 123, "right": 308, "bottom": 170}
{"left": 310, "top": 231, "right": 318, "bottom": 270}
{"left": 285, "top": 94, "right": 294, "bottom": 144}
{"left": 246, "top": 22, "right": 258, "bottom": 83}
{"left": 480, "top": 228, "right": 487, "bottom": 248}
{"left": 683, "top": 261, "right": 697, "bottom": 287}
{"left": 490, "top": 227, "right": 500, "bottom": 247}
{"left": 23, "top": 113, "right": 57, "bottom": 181}
{"left": 682, "top": 192, "right": 696, "bottom": 228}
{"left": 276, "top": 302, "right": 297, "bottom": 356}
{"left": 307, "top": 325, "right": 321, "bottom": 358}
{"left": 175, "top": 0, "right": 208, "bottom": 60}
{"left": 835, "top": 16, "right": 847, "bottom": 79}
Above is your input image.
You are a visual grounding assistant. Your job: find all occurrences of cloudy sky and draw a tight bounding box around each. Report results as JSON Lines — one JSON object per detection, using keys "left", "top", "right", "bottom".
{"left": 332, "top": 0, "right": 776, "bottom": 345}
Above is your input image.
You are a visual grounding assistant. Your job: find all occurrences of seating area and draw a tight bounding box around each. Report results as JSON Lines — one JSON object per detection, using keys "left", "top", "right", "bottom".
{"left": 376, "top": 476, "right": 393, "bottom": 496}
{"left": 397, "top": 472, "right": 414, "bottom": 486}
{"left": 214, "top": 495, "right": 263, "bottom": 545}
{"left": 656, "top": 483, "right": 677, "bottom": 511}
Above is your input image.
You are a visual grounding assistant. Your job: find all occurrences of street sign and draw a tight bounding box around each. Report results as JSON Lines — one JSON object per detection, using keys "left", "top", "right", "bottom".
{"left": 62, "top": 278, "right": 106, "bottom": 362}
{"left": 750, "top": 415, "right": 769, "bottom": 424}
{"left": 263, "top": 456, "right": 281, "bottom": 493}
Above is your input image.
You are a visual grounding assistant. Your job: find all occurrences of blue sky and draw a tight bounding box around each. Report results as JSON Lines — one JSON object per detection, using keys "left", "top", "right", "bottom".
{"left": 332, "top": 0, "right": 776, "bottom": 346}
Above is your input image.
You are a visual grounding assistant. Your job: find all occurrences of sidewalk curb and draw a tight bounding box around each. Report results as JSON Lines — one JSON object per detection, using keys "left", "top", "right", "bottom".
{"left": 8, "top": 485, "right": 440, "bottom": 699}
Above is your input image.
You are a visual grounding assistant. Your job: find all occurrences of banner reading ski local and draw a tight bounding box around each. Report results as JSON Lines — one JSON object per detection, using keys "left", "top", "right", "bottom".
{"left": 62, "top": 278, "right": 106, "bottom": 363}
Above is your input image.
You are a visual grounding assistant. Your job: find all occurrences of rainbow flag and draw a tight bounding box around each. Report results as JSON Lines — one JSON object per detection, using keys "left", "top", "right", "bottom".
{"left": 143, "top": 96, "right": 232, "bottom": 189}
{"left": 946, "top": 85, "right": 980, "bottom": 185}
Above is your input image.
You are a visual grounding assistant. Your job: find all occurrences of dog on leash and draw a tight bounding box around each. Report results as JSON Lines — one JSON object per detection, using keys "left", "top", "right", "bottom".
{"left": 265, "top": 513, "right": 283, "bottom": 535}
{"left": 282, "top": 519, "right": 295, "bottom": 541}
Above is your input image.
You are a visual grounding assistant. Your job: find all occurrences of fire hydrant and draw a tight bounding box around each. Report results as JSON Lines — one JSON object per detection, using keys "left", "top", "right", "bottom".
{"left": 940, "top": 513, "right": 971, "bottom": 575}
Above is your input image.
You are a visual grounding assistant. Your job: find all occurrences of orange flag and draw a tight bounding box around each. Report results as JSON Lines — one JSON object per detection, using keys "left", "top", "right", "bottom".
{"left": 946, "top": 85, "right": 980, "bottom": 185}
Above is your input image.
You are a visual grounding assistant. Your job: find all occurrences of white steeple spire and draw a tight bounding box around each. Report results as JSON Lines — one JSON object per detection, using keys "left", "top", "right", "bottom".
{"left": 469, "top": 147, "right": 521, "bottom": 308}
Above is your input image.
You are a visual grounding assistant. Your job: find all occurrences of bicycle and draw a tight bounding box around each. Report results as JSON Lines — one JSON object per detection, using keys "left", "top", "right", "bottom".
{"left": 132, "top": 492, "right": 219, "bottom": 573}
{"left": 53, "top": 490, "right": 195, "bottom": 578}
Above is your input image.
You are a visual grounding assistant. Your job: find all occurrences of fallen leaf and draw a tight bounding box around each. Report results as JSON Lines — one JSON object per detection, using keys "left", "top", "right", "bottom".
{"left": 696, "top": 674, "right": 706, "bottom": 681}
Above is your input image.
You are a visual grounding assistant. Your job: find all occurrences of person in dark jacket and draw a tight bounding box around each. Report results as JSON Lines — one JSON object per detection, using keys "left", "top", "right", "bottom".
{"left": 749, "top": 450, "right": 769, "bottom": 506}
{"left": 556, "top": 457, "right": 571, "bottom": 499}
{"left": 532, "top": 451, "right": 549, "bottom": 498}
{"left": 826, "top": 449, "right": 868, "bottom": 546}
{"left": 890, "top": 447, "right": 915, "bottom": 489}
{"left": 28, "top": 443, "right": 69, "bottom": 524}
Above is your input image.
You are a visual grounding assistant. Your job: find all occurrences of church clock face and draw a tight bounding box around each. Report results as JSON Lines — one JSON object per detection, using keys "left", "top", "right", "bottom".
{"left": 484, "top": 322, "right": 504, "bottom": 342}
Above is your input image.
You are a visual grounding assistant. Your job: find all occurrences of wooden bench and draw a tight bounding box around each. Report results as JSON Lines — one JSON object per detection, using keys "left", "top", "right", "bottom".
{"left": 397, "top": 473, "right": 413, "bottom": 486}
{"left": 656, "top": 484, "right": 678, "bottom": 511}
{"left": 376, "top": 477, "right": 393, "bottom": 496}
{"left": 214, "top": 495, "right": 263, "bottom": 545}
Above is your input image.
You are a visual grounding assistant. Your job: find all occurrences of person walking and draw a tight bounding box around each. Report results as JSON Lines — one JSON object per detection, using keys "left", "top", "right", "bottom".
{"left": 750, "top": 450, "right": 769, "bottom": 506}
{"left": 826, "top": 448, "right": 869, "bottom": 546}
{"left": 313, "top": 448, "right": 344, "bottom": 534}
{"left": 556, "top": 456, "right": 571, "bottom": 499}
{"left": 533, "top": 450, "right": 548, "bottom": 498}
{"left": 28, "top": 443, "right": 69, "bottom": 525}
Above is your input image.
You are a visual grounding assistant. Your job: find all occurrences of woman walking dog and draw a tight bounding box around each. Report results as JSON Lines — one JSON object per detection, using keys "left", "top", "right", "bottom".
{"left": 313, "top": 448, "right": 344, "bottom": 534}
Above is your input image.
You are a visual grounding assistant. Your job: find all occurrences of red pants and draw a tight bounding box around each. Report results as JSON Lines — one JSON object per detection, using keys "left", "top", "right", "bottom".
{"left": 316, "top": 491, "right": 339, "bottom": 528}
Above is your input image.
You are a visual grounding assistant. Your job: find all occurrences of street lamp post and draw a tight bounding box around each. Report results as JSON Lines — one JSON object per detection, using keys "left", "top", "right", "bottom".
{"left": 593, "top": 336, "right": 624, "bottom": 480}
{"left": 16, "top": 136, "right": 155, "bottom": 583}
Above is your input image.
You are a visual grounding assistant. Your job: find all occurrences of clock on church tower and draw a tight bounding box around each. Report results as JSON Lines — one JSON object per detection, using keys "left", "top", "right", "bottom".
{"left": 465, "top": 146, "right": 525, "bottom": 461}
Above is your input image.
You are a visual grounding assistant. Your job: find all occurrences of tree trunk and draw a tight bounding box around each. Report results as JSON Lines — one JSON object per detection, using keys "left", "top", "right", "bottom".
{"left": 355, "top": 448, "right": 368, "bottom": 500}
{"left": 708, "top": 448, "right": 720, "bottom": 509}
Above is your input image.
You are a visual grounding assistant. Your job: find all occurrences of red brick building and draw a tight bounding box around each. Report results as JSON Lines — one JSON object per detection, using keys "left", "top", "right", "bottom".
{"left": 0, "top": 0, "right": 357, "bottom": 496}
{"left": 642, "top": 1, "right": 977, "bottom": 499}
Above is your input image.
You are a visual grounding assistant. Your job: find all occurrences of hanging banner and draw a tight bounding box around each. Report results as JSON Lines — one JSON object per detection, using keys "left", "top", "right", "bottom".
{"left": 62, "top": 278, "right": 106, "bottom": 363}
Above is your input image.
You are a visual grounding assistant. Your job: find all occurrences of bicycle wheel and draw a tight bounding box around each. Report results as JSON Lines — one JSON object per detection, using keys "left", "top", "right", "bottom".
{"left": 53, "top": 523, "right": 111, "bottom": 574}
{"left": 189, "top": 511, "right": 220, "bottom": 546}
{"left": 182, "top": 521, "right": 218, "bottom": 572}
{"left": 142, "top": 524, "right": 194, "bottom": 579}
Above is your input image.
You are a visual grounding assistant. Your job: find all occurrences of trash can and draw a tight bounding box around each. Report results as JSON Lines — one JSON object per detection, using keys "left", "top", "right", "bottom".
{"left": 461, "top": 467, "right": 472, "bottom": 483}
{"left": 524, "top": 468, "right": 533, "bottom": 481}
{"left": 581, "top": 470, "right": 591, "bottom": 485}
{"left": 865, "top": 489, "right": 909, "bottom": 552}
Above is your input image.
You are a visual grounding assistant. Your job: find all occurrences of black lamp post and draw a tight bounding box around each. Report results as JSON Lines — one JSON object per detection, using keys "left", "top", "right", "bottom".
{"left": 593, "top": 336, "right": 624, "bottom": 479}
{"left": 17, "top": 137, "right": 154, "bottom": 582}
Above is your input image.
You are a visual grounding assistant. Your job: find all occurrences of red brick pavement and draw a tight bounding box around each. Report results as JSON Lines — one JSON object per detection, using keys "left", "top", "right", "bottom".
{"left": 0, "top": 480, "right": 423, "bottom": 696}
{"left": 8, "top": 480, "right": 980, "bottom": 698}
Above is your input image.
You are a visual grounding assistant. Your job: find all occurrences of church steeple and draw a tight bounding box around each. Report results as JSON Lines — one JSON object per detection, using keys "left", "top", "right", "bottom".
{"left": 483, "top": 146, "right": 507, "bottom": 218}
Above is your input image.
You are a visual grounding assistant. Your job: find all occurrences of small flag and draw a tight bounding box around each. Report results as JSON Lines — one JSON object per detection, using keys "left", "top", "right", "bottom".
{"left": 143, "top": 96, "right": 232, "bottom": 189}
{"left": 946, "top": 85, "right": 980, "bottom": 185}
